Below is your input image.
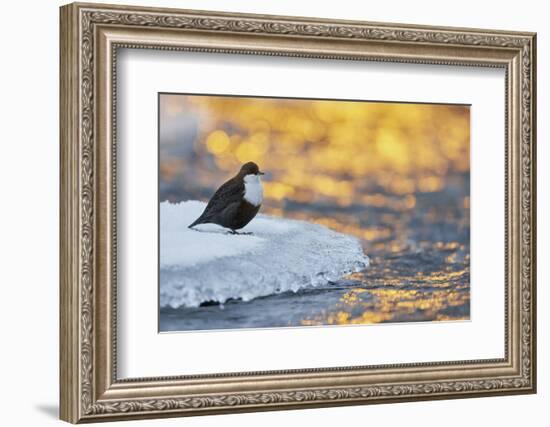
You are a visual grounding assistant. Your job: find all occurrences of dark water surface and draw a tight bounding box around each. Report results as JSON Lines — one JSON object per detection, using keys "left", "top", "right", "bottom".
{"left": 160, "top": 172, "right": 470, "bottom": 331}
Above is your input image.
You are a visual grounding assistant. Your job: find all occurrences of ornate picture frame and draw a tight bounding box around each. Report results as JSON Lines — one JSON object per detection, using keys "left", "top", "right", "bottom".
{"left": 60, "top": 2, "right": 536, "bottom": 423}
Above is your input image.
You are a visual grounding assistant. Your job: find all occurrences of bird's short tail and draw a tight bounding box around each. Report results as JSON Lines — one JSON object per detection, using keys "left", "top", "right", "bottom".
{"left": 188, "top": 217, "right": 203, "bottom": 229}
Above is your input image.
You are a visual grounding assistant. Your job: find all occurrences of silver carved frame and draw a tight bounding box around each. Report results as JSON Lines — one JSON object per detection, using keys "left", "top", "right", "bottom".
{"left": 59, "top": 2, "right": 537, "bottom": 423}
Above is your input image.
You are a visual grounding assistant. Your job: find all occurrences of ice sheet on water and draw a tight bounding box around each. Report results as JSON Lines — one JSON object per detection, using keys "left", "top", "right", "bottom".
{"left": 160, "top": 201, "right": 370, "bottom": 308}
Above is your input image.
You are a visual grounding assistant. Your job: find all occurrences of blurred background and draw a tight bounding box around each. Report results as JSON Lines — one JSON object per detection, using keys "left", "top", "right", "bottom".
{"left": 159, "top": 93, "right": 470, "bottom": 326}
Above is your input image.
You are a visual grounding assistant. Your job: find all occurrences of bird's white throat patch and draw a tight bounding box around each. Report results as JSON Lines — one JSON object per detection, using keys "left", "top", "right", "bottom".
{"left": 243, "top": 174, "right": 263, "bottom": 206}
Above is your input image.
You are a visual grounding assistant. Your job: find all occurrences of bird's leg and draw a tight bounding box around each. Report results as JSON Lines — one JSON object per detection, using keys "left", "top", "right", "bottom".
{"left": 227, "top": 230, "right": 253, "bottom": 236}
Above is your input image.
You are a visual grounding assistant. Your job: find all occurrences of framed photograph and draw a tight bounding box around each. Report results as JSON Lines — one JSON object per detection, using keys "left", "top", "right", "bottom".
{"left": 60, "top": 2, "right": 537, "bottom": 423}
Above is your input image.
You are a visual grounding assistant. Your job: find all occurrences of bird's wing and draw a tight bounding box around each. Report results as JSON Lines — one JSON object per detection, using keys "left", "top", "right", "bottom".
{"left": 199, "top": 177, "right": 244, "bottom": 221}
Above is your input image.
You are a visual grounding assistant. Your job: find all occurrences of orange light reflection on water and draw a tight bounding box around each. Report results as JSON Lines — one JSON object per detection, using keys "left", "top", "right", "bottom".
{"left": 161, "top": 95, "right": 469, "bottom": 210}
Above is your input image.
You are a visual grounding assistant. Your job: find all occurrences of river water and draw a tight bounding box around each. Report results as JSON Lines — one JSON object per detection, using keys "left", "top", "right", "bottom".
{"left": 160, "top": 172, "right": 470, "bottom": 331}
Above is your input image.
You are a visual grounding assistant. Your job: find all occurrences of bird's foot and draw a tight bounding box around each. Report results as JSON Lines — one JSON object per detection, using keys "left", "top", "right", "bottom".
{"left": 228, "top": 230, "right": 253, "bottom": 235}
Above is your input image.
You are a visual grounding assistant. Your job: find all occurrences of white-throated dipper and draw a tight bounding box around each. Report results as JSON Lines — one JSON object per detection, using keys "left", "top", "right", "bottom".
{"left": 188, "top": 162, "right": 265, "bottom": 234}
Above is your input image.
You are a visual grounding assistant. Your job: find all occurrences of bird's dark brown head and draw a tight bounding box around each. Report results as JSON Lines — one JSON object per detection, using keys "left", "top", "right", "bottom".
{"left": 238, "top": 161, "right": 264, "bottom": 176}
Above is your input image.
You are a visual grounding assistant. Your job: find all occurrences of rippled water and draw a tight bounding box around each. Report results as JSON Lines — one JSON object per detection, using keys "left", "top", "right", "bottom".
{"left": 160, "top": 172, "right": 469, "bottom": 331}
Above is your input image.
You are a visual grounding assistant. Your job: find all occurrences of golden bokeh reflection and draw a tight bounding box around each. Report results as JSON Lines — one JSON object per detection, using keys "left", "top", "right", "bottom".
{"left": 160, "top": 94, "right": 470, "bottom": 326}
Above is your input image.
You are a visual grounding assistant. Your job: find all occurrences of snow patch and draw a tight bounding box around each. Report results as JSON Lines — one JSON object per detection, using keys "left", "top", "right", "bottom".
{"left": 160, "top": 200, "right": 369, "bottom": 308}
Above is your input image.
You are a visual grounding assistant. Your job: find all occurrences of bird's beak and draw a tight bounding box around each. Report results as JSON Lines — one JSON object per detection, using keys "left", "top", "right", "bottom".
{"left": 258, "top": 171, "right": 265, "bottom": 176}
